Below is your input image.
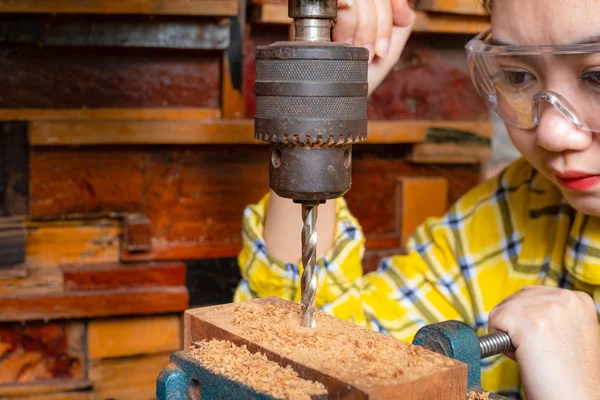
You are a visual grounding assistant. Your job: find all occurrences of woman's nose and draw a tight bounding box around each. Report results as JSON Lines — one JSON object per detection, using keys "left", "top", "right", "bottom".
{"left": 535, "top": 105, "right": 592, "bottom": 153}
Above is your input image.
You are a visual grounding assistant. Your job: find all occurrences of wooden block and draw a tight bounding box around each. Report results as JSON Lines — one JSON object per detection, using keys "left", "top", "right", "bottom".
{"left": 0, "top": 286, "right": 188, "bottom": 322}
{"left": 61, "top": 261, "right": 186, "bottom": 291}
{"left": 25, "top": 219, "right": 120, "bottom": 269}
{"left": 0, "top": 108, "right": 220, "bottom": 122}
{"left": 0, "top": 268, "right": 63, "bottom": 296}
{"left": 0, "top": 321, "right": 85, "bottom": 384}
{"left": 0, "top": 0, "right": 239, "bottom": 16}
{"left": 346, "top": 147, "right": 481, "bottom": 250}
{"left": 0, "top": 44, "right": 220, "bottom": 109}
{"left": 397, "top": 177, "right": 448, "bottom": 247}
{"left": 414, "top": 0, "right": 486, "bottom": 15}
{"left": 185, "top": 298, "right": 467, "bottom": 399}
{"left": 122, "top": 213, "right": 152, "bottom": 253}
{"left": 409, "top": 142, "right": 492, "bottom": 164}
{"left": 89, "top": 351, "right": 173, "bottom": 400}
{"left": 0, "top": 215, "right": 26, "bottom": 267}
{"left": 29, "top": 148, "right": 145, "bottom": 218}
{"left": 88, "top": 314, "right": 181, "bottom": 359}
{"left": 413, "top": 10, "right": 489, "bottom": 33}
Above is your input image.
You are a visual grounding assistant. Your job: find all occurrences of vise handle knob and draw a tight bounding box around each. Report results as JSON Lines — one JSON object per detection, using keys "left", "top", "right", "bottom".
{"left": 479, "top": 331, "right": 515, "bottom": 359}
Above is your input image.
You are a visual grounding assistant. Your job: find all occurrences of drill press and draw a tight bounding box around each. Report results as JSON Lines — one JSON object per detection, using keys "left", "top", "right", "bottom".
{"left": 254, "top": 0, "right": 369, "bottom": 327}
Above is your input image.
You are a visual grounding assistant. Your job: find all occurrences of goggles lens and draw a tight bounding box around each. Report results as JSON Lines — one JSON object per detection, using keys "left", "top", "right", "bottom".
{"left": 467, "top": 35, "right": 600, "bottom": 132}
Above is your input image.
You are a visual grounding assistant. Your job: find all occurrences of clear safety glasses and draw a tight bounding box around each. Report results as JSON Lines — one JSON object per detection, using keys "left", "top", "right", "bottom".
{"left": 466, "top": 29, "right": 600, "bottom": 132}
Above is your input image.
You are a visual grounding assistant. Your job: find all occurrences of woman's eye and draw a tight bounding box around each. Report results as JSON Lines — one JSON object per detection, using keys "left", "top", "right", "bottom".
{"left": 582, "top": 70, "right": 600, "bottom": 84}
{"left": 502, "top": 70, "right": 533, "bottom": 86}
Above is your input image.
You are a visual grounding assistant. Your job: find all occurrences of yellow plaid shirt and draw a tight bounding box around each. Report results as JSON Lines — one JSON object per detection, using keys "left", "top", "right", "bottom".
{"left": 234, "top": 157, "right": 600, "bottom": 398}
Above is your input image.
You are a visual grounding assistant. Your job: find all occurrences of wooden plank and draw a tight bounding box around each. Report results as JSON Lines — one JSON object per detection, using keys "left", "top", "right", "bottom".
{"left": 413, "top": 10, "right": 488, "bottom": 34}
{"left": 88, "top": 314, "right": 181, "bottom": 359}
{"left": 0, "top": 268, "right": 63, "bottom": 296}
{"left": 184, "top": 297, "right": 467, "bottom": 399}
{"left": 0, "top": 286, "right": 188, "bottom": 322}
{"left": 0, "top": 380, "right": 93, "bottom": 397}
{"left": 25, "top": 219, "right": 120, "bottom": 269}
{"left": 89, "top": 351, "right": 172, "bottom": 400}
{"left": 29, "top": 119, "right": 492, "bottom": 146}
{"left": 0, "top": 14, "right": 230, "bottom": 50}
{"left": 0, "top": 0, "right": 239, "bottom": 16}
{"left": 61, "top": 261, "right": 186, "bottom": 291}
{"left": 397, "top": 177, "right": 448, "bottom": 247}
{"left": 10, "top": 393, "right": 95, "bottom": 400}
{"left": 29, "top": 148, "right": 145, "bottom": 218}
{"left": 122, "top": 213, "right": 152, "bottom": 253}
{"left": 29, "top": 120, "right": 262, "bottom": 146}
{"left": 409, "top": 142, "right": 491, "bottom": 164}
{"left": 0, "top": 44, "right": 220, "bottom": 109}
{"left": 0, "top": 321, "right": 85, "bottom": 384}
{"left": 414, "top": 0, "right": 486, "bottom": 15}
{"left": 249, "top": 3, "right": 487, "bottom": 33}
{"left": 0, "top": 108, "right": 220, "bottom": 122}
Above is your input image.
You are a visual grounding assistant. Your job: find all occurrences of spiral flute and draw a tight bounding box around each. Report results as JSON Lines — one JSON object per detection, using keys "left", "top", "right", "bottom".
{"left": 300, "top": 203, "right": 318, "bottom": 327}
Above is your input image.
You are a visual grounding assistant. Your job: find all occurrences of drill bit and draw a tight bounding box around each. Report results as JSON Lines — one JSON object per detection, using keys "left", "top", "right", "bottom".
{"left": 300, "top": 202, "right": 318, "bottom": 327}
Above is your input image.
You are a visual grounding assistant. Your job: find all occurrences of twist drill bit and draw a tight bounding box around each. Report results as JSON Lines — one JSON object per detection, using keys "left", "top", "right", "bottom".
{"left": 254, "top": 0, "right": 368, "bottom": 328}
{"left": 300, "top": 202, "right": 318, "bottom": 327}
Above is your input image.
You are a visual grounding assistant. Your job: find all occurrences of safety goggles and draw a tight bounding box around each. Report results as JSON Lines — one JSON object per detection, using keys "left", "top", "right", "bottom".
{"left": 466, "top": 29, "right": 600, "bottom": 132}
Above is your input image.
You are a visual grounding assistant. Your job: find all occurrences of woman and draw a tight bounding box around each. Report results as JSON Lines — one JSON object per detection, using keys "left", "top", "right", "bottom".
{"left": 235, "top": 1, "right": 600, "bottom": 398}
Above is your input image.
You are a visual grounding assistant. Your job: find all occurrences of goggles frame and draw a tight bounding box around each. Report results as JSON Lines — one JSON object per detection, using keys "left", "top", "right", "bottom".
{"left": 466, "top": 28, "right": 600, "bottom": 55}
{"left": 465, "top": 29, "right": 600, "bottom": 132}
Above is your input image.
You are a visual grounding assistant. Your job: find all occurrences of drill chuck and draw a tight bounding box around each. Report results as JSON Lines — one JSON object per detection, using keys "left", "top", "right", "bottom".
{"left": 254, "top": 43, "right": 368, "bottom": 202}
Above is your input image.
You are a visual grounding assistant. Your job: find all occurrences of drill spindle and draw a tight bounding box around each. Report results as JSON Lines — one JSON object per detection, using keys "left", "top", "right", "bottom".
{"left": 300, "top": 202, "right": 318, "bottom": 327}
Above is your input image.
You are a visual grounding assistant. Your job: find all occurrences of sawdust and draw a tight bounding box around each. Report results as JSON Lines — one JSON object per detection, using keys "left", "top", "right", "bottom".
{"left": 467, "top": 390, "right": 492, "bottom": 399}
{"left": 190, "top": 339, "right": 327, "bottom": 400}
{"left": 226, "top": 299, "right": 458, "bottom": 390}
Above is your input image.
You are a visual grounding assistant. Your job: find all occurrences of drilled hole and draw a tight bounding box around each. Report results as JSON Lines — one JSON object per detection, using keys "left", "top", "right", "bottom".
{"left": 272, "top": 149, "right": 282, "bottom": 168}
{"left": 343, "top": 149, "right": 351, "bottom": 168}
{"left": 187, "top": 379, "right": 202, "bottom": 400}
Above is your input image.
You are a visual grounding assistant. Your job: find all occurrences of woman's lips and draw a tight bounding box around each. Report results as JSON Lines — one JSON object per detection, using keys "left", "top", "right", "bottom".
{"left": 554, "top": 170, "right": 600, "bottom": 191}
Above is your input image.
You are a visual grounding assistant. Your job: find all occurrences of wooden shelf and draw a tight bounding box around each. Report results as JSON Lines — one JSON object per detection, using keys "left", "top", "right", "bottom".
{"left": 0, "top": 108, "right": 221, "bottom": 122}
{"left": 0, "top": 0, "right": 239, "bottom": 16}
{"left": 249, "top": 3, "right": 489, "bottom": 34}
{"left": 29, "top": 118, "right": 491, "bottom": 146}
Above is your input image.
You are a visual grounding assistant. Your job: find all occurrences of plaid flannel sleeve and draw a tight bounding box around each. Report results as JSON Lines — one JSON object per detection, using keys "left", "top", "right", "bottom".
{"left": 235, "top": 158, "right": 535, "bottom": 344}
{"left": 234, "top": 193, "right": 369, "bottom": 326}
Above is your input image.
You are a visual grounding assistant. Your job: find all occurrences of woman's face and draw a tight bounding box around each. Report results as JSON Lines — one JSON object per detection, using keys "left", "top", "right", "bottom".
{"left": 492, "top": 1, "right": 600, "bottom": 215}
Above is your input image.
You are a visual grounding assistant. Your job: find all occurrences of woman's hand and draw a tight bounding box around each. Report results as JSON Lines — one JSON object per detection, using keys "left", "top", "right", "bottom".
{"left": 332, "top": 0, "right": 415, "bottom": 95}
{"left": 489, "top": 286, "right": 600, "bottom": 400}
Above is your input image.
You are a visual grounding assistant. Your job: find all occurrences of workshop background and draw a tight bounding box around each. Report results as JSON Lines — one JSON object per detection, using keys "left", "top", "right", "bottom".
{"left": 0, "top": 0, "right": 511, "bottom": 399}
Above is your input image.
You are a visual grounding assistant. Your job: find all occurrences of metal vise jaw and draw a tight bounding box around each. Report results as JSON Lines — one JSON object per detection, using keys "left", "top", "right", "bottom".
{"left": 412, "top": 320, "right": 513, "bottom": 400}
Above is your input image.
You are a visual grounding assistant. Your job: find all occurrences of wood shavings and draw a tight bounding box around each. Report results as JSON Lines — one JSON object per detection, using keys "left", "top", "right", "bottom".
{"left": 190, "top": 339, "right": 327, "bottom": 400}
{"left": 227, "top": 300, "right": 458, "bottom": 389}
{"left": 467, "top": 390, "right": 492, "bottom": 399}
